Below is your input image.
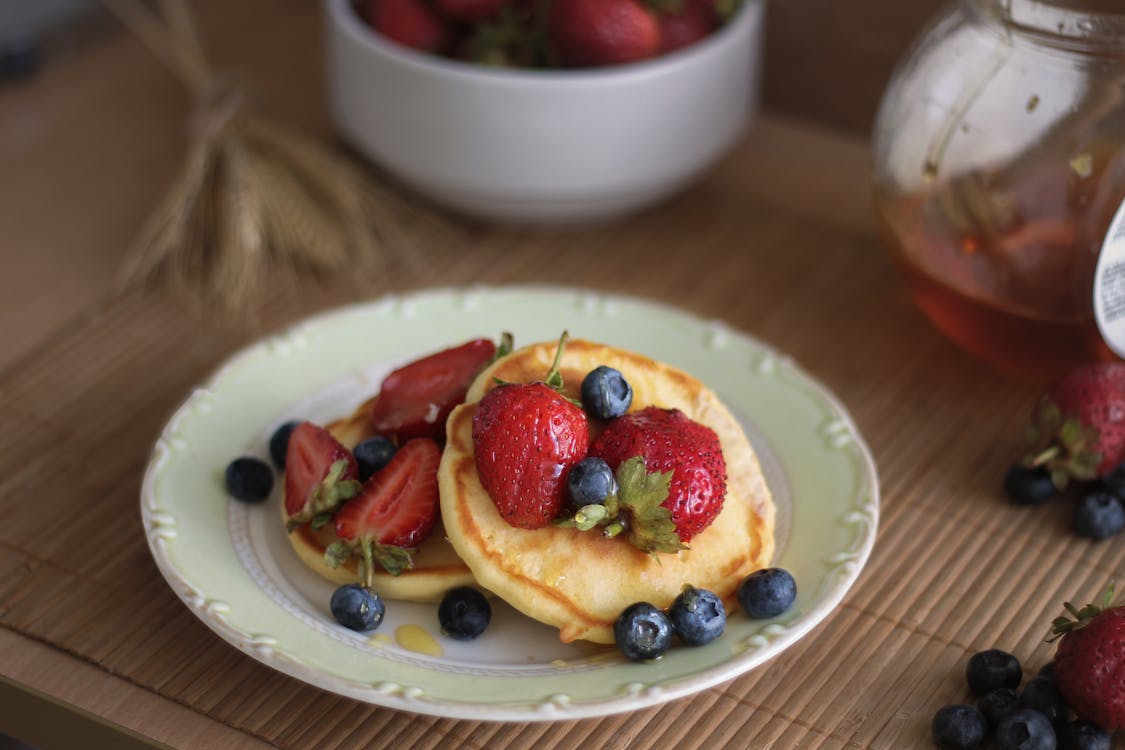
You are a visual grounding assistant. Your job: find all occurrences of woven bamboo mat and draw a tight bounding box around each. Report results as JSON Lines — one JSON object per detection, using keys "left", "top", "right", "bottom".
{"left": 2, "top": 189, "right": 1120, "bottom": 749}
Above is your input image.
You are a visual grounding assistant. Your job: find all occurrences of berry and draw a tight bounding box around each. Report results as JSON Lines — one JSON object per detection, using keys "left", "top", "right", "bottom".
{"left": 284, "top": 422, "right": 361, "bottom": 527}
{"left": 1003, "top": 464, "right": 1057, "bottom": 506}
{"left": 367, "top": 0, "right": 454, "bottom": 53}
{"left": 224, "top": 457, "right": 274, "bottom": 503}
{"left": 330, "top": 584, "right": 385, "bottom": 632}
{"left": 966, "top": 649, "right": 1023, "bottom": 695}
{"left": 269, "top": 420, "right": 300, "bottom": 468}
{"left": 1051, "top": 587, "right": 1125, "bottom": 729}
{"left": 994, "top": 709, "right": 1057, "bottom": 750}
{"left": 472, "top": 335, "right": 589, "bottom": 529}
{"left": 737, "top": 568, "right": 796, "bottom": 619}
{"left": 1021, "top": 676, "right": 1067, "bottom": 725}
{"left": 1096, "top": 461, "right": 1125, "bottom": 497}
{"left": 1039, "top": 661, "right": 1057, "bottom": 680}
{"left": 433, "top": 0, "right": 511, "bottom": 22}
{"left": 333, "top": 438, "right": 442, "bottom": 576}
{"left": 370, "top": 338, "right": 497, "bottom": 442}
{"left": 1073, "top": 492, "right": 1125, "bottom": 540}
{"left": 354, "top": 436, "right": 397, "bottom": 482}
{"left": 589, "top": 406, "right": 727, "bottom": 543}
{"left": 656, "top": 0, "right": 718, "bottom": 54}
{"left": 567, "top": 456, "right": 618, "bottom": 508}
{"left": 613, "top": 602, "right": 673, "bottom": 661}
{"left": 580, "top": 365, "right": 633, "bottom": 419}
{"left": 438, "top": 586, "right": 491, "bottom": 640}
{"left": 547, "top": 0, "right": 661, "bottom": 67}
{"left": 931, "top": 704, "right": 988, "bottom": 750}
{"left": 1023, "top": 362, "right": 1125, "bottom": 486}
{"left": 668, "top": 586, "right": 725, "bottom": 646}
{"left": 1058, "top": 720, "right": 1112, "bottom": 750}
{"left": 978, "top": 688, "right": 1022, "bottom": 729}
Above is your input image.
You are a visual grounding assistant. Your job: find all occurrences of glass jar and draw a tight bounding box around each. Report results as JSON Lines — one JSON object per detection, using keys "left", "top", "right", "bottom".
{"left": 872, "top": 0, "right": 1125, "bottom": 381}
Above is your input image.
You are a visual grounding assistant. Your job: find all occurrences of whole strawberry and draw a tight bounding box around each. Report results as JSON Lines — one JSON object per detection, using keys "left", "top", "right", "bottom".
{"left": 547, "top": 0, "right": 661, "bottom": 67}
{"left": 1050, "top": 585, "right": 1125, "bottom": 729}
{"left": 1023, "top": 363, "right": 1125, "bottom": 487}
{"left": 367, "top": 0, "right": 453, "bottom": 53}
{"left": 656, "top": 0, "right": 719, "bottom": 54}
{"left": 472, "top": 334, "right": 589, "bottom": 529}
{"left": 589, "top": 406, "right": 727, "bottom": 544}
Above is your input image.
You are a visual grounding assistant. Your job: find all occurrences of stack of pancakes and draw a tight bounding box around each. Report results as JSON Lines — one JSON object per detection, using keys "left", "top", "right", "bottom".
{"left": 286, "top": 339, "right": 775, "bottom": 644}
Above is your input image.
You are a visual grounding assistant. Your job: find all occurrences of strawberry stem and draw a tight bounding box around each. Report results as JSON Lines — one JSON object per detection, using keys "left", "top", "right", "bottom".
{"left": 360, "top": 538, "right": 374, "bottom": 590}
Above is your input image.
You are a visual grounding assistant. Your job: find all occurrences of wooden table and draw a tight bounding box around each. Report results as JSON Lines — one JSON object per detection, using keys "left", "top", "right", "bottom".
{"left": 3, "top": 2, "right": 1118, "bottom": 749}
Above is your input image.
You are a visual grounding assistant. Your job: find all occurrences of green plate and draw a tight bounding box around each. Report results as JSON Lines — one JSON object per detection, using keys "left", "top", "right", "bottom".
{"left": 141, "top": 286, "right": 879, "bottom": 721}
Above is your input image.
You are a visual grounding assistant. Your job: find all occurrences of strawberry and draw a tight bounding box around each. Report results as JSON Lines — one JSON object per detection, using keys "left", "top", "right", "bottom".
{"left": 655, "top": 0, "right": 718, "bottom": 54}
{"left": 329, "top": 438, "right": 442, "bottom": 578}
{"left": 367, "top": 0, "right": 453, "bottom": 53}
{"left": 284, "top": 422, "right": 362, "bottom": 530}
{"left": 472, "top": 334, "right": 590, "bottom": 529}
{"left": 1049, "top": 585, "right": 1125, "bottom": 729}
{"left": 588, "top": 407, "right": 726, "bottom": 545}
{"left": 546, "top": 0, "right": 661, "bottom": 67}
{"left": 434, "top": 0, "right": 513, "bottom": 23}
{"left": 370, "top": 337, "right": 501, "bottom": 442}
{"left": 1022, "top": 363, "right": 1125, "bottom": 487}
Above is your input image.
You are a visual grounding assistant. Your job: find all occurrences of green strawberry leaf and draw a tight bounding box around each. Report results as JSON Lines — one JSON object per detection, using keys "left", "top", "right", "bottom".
{"left": 371, "top": 542, "right": 415, "bottom": 577}
{"left": 325, "top": 541, "right": 352, "bottom": 569}
{"left": 616, "top": 456, "right": 687, "bottom": 555}
{"left": 286, "top": 459, "right": 362, "bottom": 531}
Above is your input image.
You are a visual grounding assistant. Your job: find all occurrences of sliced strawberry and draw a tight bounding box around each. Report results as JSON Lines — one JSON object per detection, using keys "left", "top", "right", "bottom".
{"left": 370, "top": 338, "right": 498, "bottom": 441}
{"left": 332, "top": 438, "right": 442, "bottom": 576}
{"left": 284, "top": 422, "right": 361, "bottom": 528}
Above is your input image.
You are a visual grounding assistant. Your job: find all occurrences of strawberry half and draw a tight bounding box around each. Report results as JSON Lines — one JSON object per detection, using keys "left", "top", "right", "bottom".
{"left": 472, "top": 334, "right": 590, "bottom": 529}
{"left": 370, "top": 337, "right": 500, "bottom": 442}
{"left": 330, "top": 438, "right": 441, "bottom": 578}
{"left": 284, "top": 422, "right": 361, "bottom": 530}
{"left": 1050, "top": 585, "right": 1125, "bottom": 729}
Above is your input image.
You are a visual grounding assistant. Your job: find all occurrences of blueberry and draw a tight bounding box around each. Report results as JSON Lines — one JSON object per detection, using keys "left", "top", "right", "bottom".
{"left": 567, "top": 457, "right": 618, "bottom": 508}
{"left": 438, "top": 586, "right": 491, "bottom": 641}
{"left": 1021, "top": 676, "right": 1067, "bottom": 726}
{"left": 995, "top": 709, "right": 1057, "bottom": 750}
{"left": 269, "top": 421, "right": 301, "bottom": 469}
{"left": 581, "top": 366, "right": 633, "bottom": 420}
{"left": 966, "top": 649, "right": 1022, "bottom": 695}
{"left": 668, "top": 586, "right": 726, "bottom": 646}
{"left": 932, "top": 704, "right": 988, "bottom": 750}
{"left": 1096, "top": 461, "right": 1125, "bottom": 498}
{"left": 978, "top": 688, "right": 1021, "bottom": 729}
{"left": 614, "top": 602, "right": 673, "bottom": 661}
{"left": 224, "top": 457, "right": 274, "bottom": 502}
{"left": 354, "top": 436, "right": 397, "bottom": 482}
{"left": 1037, "top": 661, "right": 1056, "bottom": 680}
{"left": 1003, "top": 465, "right": 1056, "bottom": 506}
{"left": 1073, "top": 492, "right": 1125, "bottom": 540}
{"left": 737, "top": 568, "right": 797, "bottom": 619}
{"left": 1058, "top": 720, "right": 1111, "bottom": 750}
{"left": 330, "top": 584, "right": 385, "bottom": 632}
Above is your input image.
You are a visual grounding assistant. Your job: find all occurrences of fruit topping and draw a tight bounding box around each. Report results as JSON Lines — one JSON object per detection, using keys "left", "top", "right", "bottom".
{"left": 1072, "top": 492, "right": 1125, "bottom": 541}
{"left": 977, "top": 688, "right": 1021, "bottom": 729}
{"left": 1058, "top": 720, "right": 1112, "bottom": 750}
{"left": 284, "top": 422, "right": 362, "bottom": 530}
{"left": 1022, "top": 363, "right": 1125, "bottom": 488}
{"left": 566, "top": 456, "right": 618, "bottom": 509}
{"left": 224, "top": 457, "right": 274, "bottom": 503}
{"left": 931, "top": 704, "right": 987, "bottom": 750}
{"left": 330, "top": 583, "right": 386, "bottom": 632}
{"left": 1050, "top": 584, "right": 1125, "bottom": 729}
{"left": 588, "top": 406, "right": 726, "bottom": 543}
{"left": 994, "top": 709, "right": 1057, "bottom": 750}
{"left": 329, "top": 437, "right": 442, "bottom": 578}
{"left": 966, "top": 649, "right": 1023, "bottom": 695}
{"left": 667, "top": 585, "right": 725, "bottom": 646}
{"left": 438, "top": 586, "right": 492, "bottom": 640}
{"left": 472, "top": 333, "right": 589, "bottom": 529}
{"left": 1020, "top": 675, "right": 1067, "bottom": 726}
{"left": 269, "top": 420, "right": 300, "bottom": 469}
{"left": 1003, "top": 464, "right": 1057, "bottom": 507}
{"left": 613, "top": 601, "right": 673, "bottom": 661}
{"left": 737, "top": 567, "right": 796, "bottom": 620}
{"left": 354, "top": 436, "right": 398, "bottom": 482}
{"left": 580, "top": 365, "right": 633, "bottom": 420}
{"left": 371, "top": 337, "right": 499, "bottom": 442}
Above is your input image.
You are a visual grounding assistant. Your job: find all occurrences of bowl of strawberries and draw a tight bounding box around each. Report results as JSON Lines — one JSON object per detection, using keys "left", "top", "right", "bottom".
{"left": 326, "top": 0, "right": 765, "bottom": 225}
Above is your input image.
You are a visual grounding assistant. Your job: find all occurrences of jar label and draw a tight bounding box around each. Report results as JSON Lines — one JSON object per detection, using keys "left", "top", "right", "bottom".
{"left": 1094, "top": 198, "right": 1125, "bottom": 358}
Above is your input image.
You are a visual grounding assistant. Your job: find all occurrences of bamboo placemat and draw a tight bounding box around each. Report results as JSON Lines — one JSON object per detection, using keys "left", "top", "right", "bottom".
{"left": 2, "top": 188, "right": 1121, "bottom": 749}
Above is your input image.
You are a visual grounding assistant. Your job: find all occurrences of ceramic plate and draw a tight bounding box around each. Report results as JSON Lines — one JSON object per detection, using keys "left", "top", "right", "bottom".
{"left": 141, "top": 286, "right": 879, "bottom": 722}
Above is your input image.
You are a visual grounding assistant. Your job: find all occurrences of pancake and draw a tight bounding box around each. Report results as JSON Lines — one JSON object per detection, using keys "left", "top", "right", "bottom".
{"left": 283, "top": 395, "right": 477, "bottom": 602}
{"left": 439, "top": 339, "right": 775, "bottom": 644}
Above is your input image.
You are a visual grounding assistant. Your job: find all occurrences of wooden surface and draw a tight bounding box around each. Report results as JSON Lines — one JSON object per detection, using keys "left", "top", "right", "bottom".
{"left": 2, "top": 1, "right": 1122, "bottom": 749}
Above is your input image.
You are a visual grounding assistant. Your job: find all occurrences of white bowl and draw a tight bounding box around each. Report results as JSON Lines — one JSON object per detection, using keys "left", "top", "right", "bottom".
{"left": 325, "top": 0, "right": 764, "bottom": 225}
